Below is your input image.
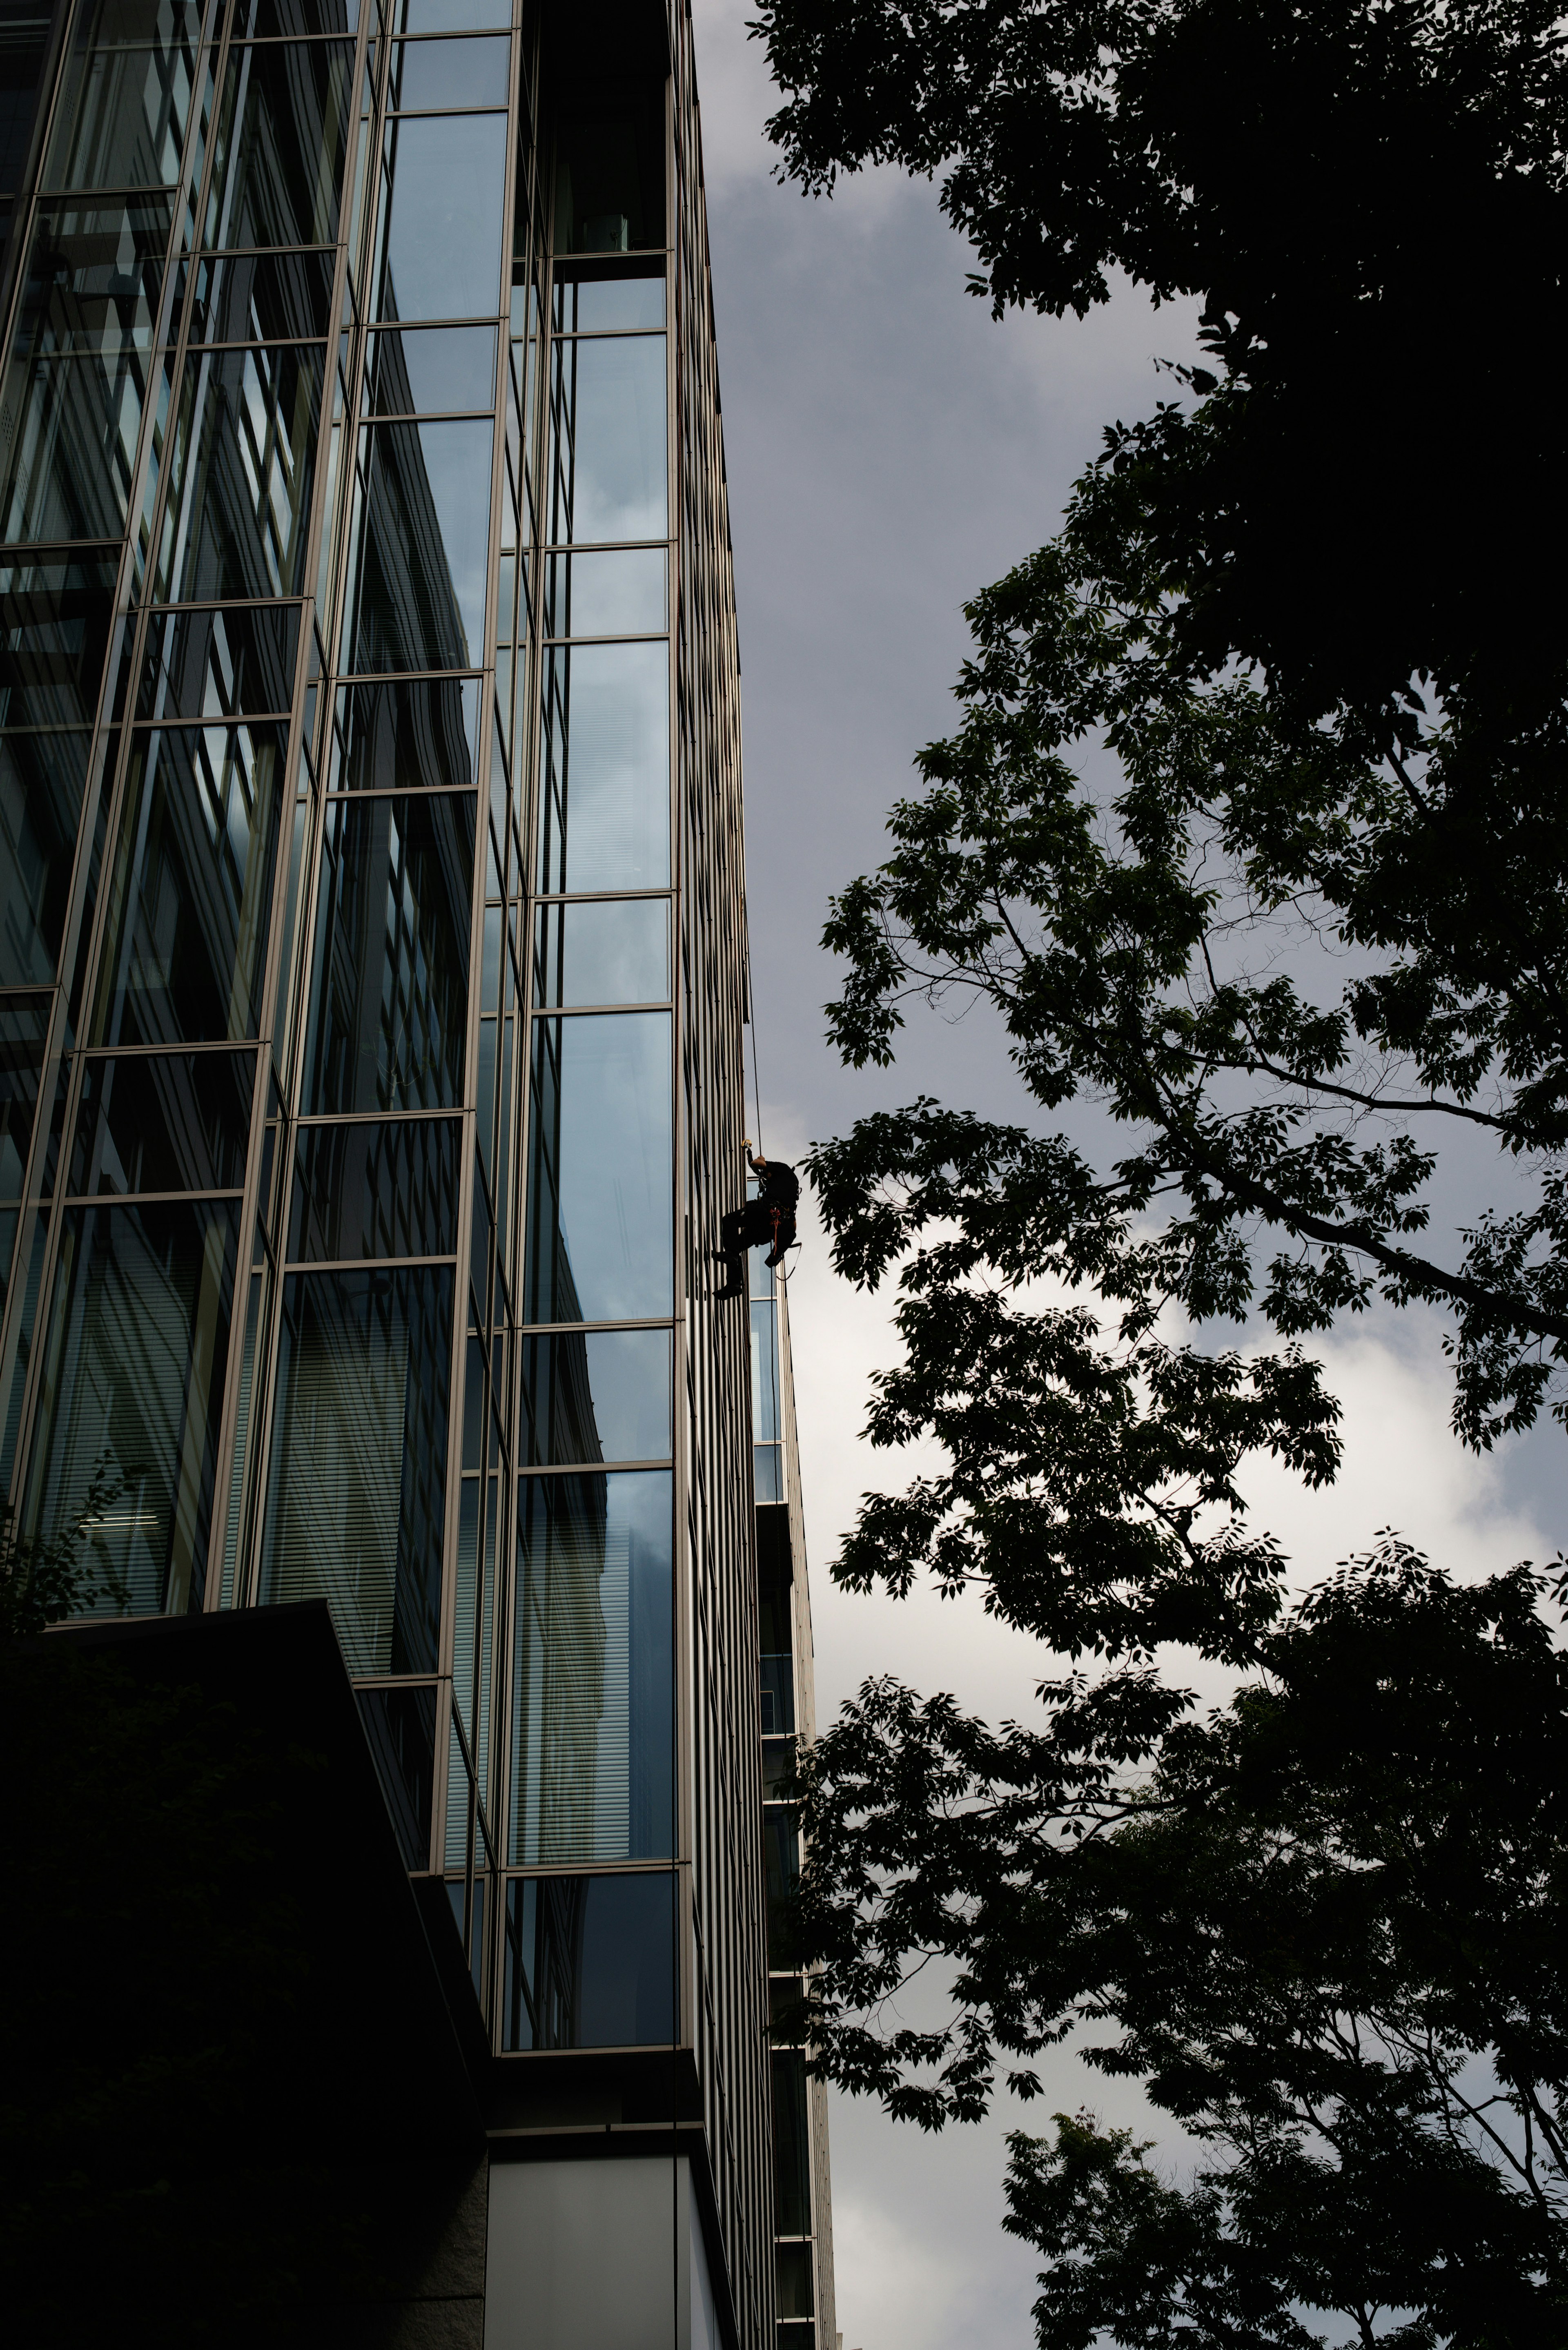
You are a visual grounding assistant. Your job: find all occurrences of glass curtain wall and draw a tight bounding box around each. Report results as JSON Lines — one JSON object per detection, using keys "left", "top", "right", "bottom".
{"left": 2, "top": 0, "right": 767, "bottom": 2221}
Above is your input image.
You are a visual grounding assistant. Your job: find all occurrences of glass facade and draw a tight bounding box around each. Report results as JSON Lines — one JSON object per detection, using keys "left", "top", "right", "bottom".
{"left": 754, "top": 1240, "right": 838, "bottom": 2350}
{"left": 0, "top": 2, "right": 821, "bottom": 2341}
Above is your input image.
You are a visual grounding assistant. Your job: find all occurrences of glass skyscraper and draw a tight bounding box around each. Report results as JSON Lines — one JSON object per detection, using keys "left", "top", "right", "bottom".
{"left": 0, "top": 1, "right": 833, "bottom": 2342}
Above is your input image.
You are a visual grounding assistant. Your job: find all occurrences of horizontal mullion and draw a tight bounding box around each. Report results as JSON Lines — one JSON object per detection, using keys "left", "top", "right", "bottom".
{"left": 294, "top": 1106, "right": 462, "bottom": 1126}
{"left": 518, "top": 1317, "right": 673, "bottom": 1335}
{"left": 60, "top": 1188, "right": 246, "bottom": 1207}
{"left": 282, "top": 1252, "right": 461, "bottom": 1273}
{"left": 363, "top": 406, "right": 497, "bottom": 423}
{"left": 530, "top": 1001, "right": 673, "bottom": 1017}
{"left": 539, "top": 631, "right": 667, "bottom": 649}
{"left": 518, "top": 1457, "right": 672, "bottom": 1477}
{"left": 529, "top": 889, "right": 673, "bottom": 905}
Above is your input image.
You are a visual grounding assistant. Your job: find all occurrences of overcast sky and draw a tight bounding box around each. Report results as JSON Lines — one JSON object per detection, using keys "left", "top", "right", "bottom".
{"left": 688, "top": 7, "right": 1568, "bottom": 2346}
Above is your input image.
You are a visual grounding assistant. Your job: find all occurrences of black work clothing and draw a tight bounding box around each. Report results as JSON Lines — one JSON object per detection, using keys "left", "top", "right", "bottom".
{"left": 714, "top": 1193, "right": 797, "bottom": 1295}
{"left": 753, "top": 1158, "right": 800, "bottom": 1214}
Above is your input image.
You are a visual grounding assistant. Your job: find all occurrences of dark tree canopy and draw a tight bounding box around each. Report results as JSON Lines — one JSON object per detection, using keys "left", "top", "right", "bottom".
{"left": 753, "top": 4, "right": 1568, "bottom": 2338}
{"left": 753, "top": 0, "right": 1568, "bottom": 730}
{"left": 795, "top": 1547, "right": 1568, "bottom": 2347}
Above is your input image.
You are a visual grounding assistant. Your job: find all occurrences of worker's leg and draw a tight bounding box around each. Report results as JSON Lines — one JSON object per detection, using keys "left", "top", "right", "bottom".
{"left": 712, "top": 1205, "right": 760, "bottom": 1295}
{"left": 763, "top": 1214, "right": 797, "bottom": 1269}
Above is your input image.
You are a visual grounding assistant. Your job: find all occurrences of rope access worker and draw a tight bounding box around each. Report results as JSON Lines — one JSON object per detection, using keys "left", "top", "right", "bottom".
{"left": 714, "top": 1139, "right": 799, "bottom": 1296}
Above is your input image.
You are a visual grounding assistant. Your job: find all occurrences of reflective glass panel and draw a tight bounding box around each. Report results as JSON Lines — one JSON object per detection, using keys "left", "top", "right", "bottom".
{"left": 509, "top": 1469, "right": 673, "bottom": 1863}
{"left": 234, "top": 0, "right": 357, "bottom": 31}
{"left": 773, "top": 2050, "right": 812, "bottom": 2234}
{"left": 10, "top": 196, "right": 171, "bottom": 357}
{"left": 345, "top": 417, "right": 492, "bottom": 671}
{"left": 394, "top": 0, "right": 510, "bottom": 26}
{"left": 374, "top": 111, "right": 506, "bottom": 322}
{"left": 553, "top": 278, "right": 664, "bottom": 333}
{"left": 542, "top": 546, "right": 664, "bottom": 638}
{"left": 388, "top": 35, "right": 508, "bottom": 109}
{"left": 0, "top": 311, "right": 155, "bottom": 544}
{"left": 366, "top": 324, "right": 496, "bottom": 414}
{"left": 553, "top": 97, "right": 665, "bottom": 254}
{"left": 260, "top": 1260, "right": 453, "bottom": 1674}
{"left": 502, "top": 1870, "right": 674, "bottom": 2051}
{"left": 159, "top": 343, "right": 325, "bottom": 603}
{"left": 183, "top": 247, "right": 336, "bottom": 343}
{"left": 519, "top": 1328, "right": 671, "bottom": 1466}
{"left": 137, "top": 603, "right": 299, "bottom": 720}
{"left": 532, "top": 897, "right": 668, "bottom": 1007}
{"left": 93, "top": 725, "right": 285, "bottom": 1047}
{"left": 523, "top": 1012, "right": 671, "bottom": 1323}
{"left": 205, "top": 42, "right": 355, "bottom": 249}
{"left": 548, "top": 334, "right": 666, "bottom": 542}
{"left": 535, "top": 642, "right": 668, "bottom": 894}
{"left": 303, "top": 791, "right": 474, "bottom": 1113}
{"left": 69, "top": 1049, "right": 255, "bottom": 1195}
{"left": 330, "top": 676, "right": 478, "bottom": 792}
{"left": 752, "top": 1297, "right": 780, "bottom": 1440}
{"left": 0, "top": 9, "right": 51, "bottom": 197}
{"left": 43, "top": 4, "right": 204, "bottom": 191}
{"left": 776, "top": 2245, "right": 815, "bottom": 2323}
{"left": 0, "top": 993, "right": 49, "bottom": 1200}
{"left": 0, "top": 728, "right": 91, "bottom": 985}
{"left": 287, "top": 1115, "right": 461, "bottom": 1260}
{"left": 0, "top": 552, "right": 117, "bottom": 730}
{"left": 25, "top": 1197, "right": 241, "bottom": 1616}
{"left": 358, "top": 1682, "right": 438, "bottom": 1867}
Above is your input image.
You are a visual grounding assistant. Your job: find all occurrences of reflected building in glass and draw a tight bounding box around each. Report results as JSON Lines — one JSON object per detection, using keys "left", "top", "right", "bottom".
{"left": 0, "top": 1, "right": 832, "bottom": 2344}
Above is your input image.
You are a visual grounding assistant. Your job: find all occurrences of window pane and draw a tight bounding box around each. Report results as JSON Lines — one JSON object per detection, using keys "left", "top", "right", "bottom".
{"left": 358, "top": 1682, "right": 437, "bottom": 1867}
{"left": 503, "top": 1870, "right": 674, "bottom": 2051}
{"left": 388, "top": 35, "right": 508, "bottom": 109}
{"left": 0, "top": 992, "right": 50, "bottom": 1200}
{"left": 765, "top": 1810, "right": 801, "bottom": 1962}
{"left": 535, "top": 642, "right": 669, "bottom": 894}
{"left": 0, "top": 317, "right": 156, "bottom": 544}
{"left": 542, "top": 547, "right": 664, "bottom": 638}
{"left": 303, "top": 791, "right": 474, "bottom": 1113}
{"left": 532, "top": 897, "right": 668, "bottom": 1007}
{"left": 205, "top": 42, "right": 355, "bottom": 249}
{"left": 159, "top": 343, "right": 326, "bottom": 603}
{"left": 751, "top": 1297, "right": 780, "bottom": 1440}
{"left": 260, "top": 1260, "right": 454, "bottom": 1673}
{"left": 92, "top": 725, "right": 287, "bottom": 1046}
{"left": 345, "top": 417, "right": 492, "bottom": 671}
{"left": 553, "top": 279, "right": 665, "bottom": 334}
{"left": 235, "top": 0, "right": 357, "bottom": 33}
{"left": 0, "top": 8, "right": 51, "bottom": 198}
{"left": 43, "top": 8, "right": 204, "bottom": 191}
{"left": 374, "top": 111, "right": 506, "bottom": 322}
{"left": 25, "top": 1197, "right": 241, "bottom": 1616}
{"left": 184, "top": 247, "right": 336, "bottom": 343}
{"left": 287, "top": 1115, "right": 461, "bottom": 1260}
{"left": 773, "top": 2051, "right": 812, "bottom": 2235}
{"left": 0, "top": 729, "right": 90, "bottom": 985}
{"left": 523, "top": 1012, "right": 671, "bottom": 1322}
{"left": 510, "top": 1469, "right": 672, "bottom": 1864}
{"left": 395, "top": 0, "right": 510, "bottom": 27}
{"left": 138, "top": 603, "right": 300, "bottom": 721}
{"left": 760, "top": 1653, "right": 795, "bottom": 1737}
{"left": 366, "top": 324, "right": 496, "bottom": 414}
{"left": 776, "top": 2247, "right": 815, "bottom": 2324}
{"left": 11, "top": 195, "right": 171, "bottom": 357}
{"left": 520, "top": 1328, "right": 671, "bottom": 1466}
{"left": 554, "top": 96, "right": 665, "bottom": 255}
{"left": 0, "top": 551, "right": 117, "bottom": 730}
{"left": 548, "top": 333, "right": 666, "bottom": 542}
{"left": 69, "top": 1049, "right": 256, "bottom": 1195}
{"left": 330, "top": 676, "right": 479, "bottom": 792}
